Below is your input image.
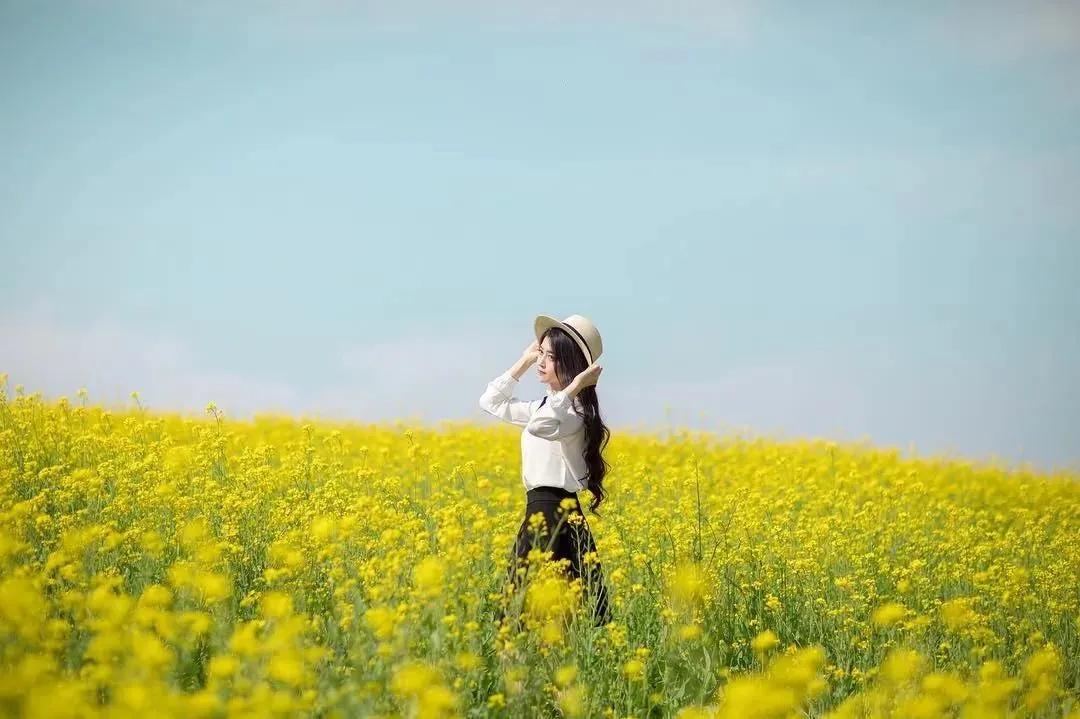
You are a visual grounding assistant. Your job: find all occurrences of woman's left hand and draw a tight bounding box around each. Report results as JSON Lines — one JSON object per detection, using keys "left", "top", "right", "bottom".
{"left": 573, "top": 362, "right": 603, "bottom": 390}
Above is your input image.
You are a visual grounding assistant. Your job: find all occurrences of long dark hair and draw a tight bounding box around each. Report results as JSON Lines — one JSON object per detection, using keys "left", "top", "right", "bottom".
{"left": 541, "top": 327, "right": 611, "bottom": 515}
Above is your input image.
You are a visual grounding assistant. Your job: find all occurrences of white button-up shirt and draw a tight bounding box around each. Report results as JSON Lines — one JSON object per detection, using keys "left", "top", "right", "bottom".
{"left": 478, "top": 370, "right": 588, "bottom": 492}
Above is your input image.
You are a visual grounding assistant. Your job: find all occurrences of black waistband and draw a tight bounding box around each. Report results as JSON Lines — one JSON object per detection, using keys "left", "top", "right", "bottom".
{"left": 526, "top": 485, "right": 580, "bottom": 502}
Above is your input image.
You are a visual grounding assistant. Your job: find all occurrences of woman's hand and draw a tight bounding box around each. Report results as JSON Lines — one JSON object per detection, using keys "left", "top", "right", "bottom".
{"left": 521, "top": 339, "right": 541, "bottom": 366}
{"left": 571, "top": 362, "right": 603, "bottom": 391}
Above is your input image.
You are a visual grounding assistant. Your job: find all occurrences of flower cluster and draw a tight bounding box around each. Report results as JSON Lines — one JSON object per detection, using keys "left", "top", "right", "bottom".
{"left": 0, "top": 376, "right": 1076, "bottom": 717}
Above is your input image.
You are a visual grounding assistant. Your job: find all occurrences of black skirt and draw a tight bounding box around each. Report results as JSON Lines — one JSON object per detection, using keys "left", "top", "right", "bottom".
{"left": 496, "top": 485, "right": 612, "bottom": 628}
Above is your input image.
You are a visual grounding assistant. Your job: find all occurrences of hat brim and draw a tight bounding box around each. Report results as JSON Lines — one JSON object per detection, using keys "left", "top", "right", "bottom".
{"left": 534, "top": 314, "right": 594, "bottom": 365}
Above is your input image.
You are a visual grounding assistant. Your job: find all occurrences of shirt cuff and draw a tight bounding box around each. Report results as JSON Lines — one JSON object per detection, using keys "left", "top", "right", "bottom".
{"left": 491, "top": 371, "right": 518, "bottom": 392}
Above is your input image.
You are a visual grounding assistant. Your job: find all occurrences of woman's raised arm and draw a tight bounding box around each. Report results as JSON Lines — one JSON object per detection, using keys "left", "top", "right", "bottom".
{"left": 478, "top": 341, "right": 541, "bottom": 427}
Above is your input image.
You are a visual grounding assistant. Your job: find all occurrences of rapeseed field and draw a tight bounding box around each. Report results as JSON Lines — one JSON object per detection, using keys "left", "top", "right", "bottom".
{"left": 1, "top": 376, "right": 1077, "bottom": 718}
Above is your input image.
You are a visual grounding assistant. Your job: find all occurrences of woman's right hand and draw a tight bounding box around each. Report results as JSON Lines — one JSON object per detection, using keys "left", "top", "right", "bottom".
{"left": 521, "top": 339, "right": 540, "bottom": 366}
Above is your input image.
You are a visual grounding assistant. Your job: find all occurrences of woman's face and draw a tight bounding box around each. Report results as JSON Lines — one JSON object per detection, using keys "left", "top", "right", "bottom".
{"left": 536, "top": 336, "right": 559, "bottom": 387}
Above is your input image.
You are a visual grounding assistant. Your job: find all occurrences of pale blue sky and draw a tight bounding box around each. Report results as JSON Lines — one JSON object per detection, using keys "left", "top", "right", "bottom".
{"left": 1, "top": 0, "right": 1077, "bottom": 470}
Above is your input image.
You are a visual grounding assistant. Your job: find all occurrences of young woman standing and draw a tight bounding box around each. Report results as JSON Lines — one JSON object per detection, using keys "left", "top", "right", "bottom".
{"left": 478, "top": 313, "right": 613, "bottom": 628}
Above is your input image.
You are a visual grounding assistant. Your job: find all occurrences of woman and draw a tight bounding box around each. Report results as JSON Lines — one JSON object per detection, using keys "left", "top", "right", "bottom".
{"left": 478, "top": 313, "right": 613, "bottom": 628}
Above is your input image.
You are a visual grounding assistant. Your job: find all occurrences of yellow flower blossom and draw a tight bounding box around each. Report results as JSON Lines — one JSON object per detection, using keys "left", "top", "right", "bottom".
{"left": 751, "top": 629, "right": 780, "bottom": 653}
{"left": 412, "top": 556, "right": 446, "bottom": 600}
{"left": 0, "top": 383, "right": 1076, "bottom": 717}
{"left": 870, "top": 601, "right": 906, "bottom": 628}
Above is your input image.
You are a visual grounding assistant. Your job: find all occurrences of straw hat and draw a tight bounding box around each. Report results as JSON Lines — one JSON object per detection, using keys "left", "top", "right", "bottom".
{"left": 534, "top": 314, "right": 603, "bottom": 365}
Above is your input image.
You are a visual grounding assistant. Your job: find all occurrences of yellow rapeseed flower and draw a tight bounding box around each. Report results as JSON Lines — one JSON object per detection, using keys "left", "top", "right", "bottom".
{"left": 940, "top": 597, "right": 978, "bottom": 632}
{"left": 880, "top": 647, "right": 925, "bottom": 685}
{"left": 455, "top": 652, "right": 481, "bottom": 671}
{"left": 554, "top": 664, "right": 578, "bottom": 687}
{"left": 525, "top": 575, "right": 575, "bottom": 621}
{"left": 678, "top": 623, "right": 702, "bottom": 641}
{"left": 716, "top": 675, "right": 797, "bottom": 718}
{"left": 751, "top": 629, "right": 780, "bottom": 653}
{"left": 207, "top": 654, "right": 239, "bottom": 680}
{"left": 412, "top": 556, "right": 446, "bottom": 600}
{"left": 268, "top": 651, "right": 305, "bottom": 687}
{"left": 3, "top": 382, "right": 1078, "bottom": 716}
{"left": 558, "top": 685, "right": 585, "bottom": 717}
{"left": 622, "top": 659, "right": 645, "bottom": 681}
{"left": 364, "top": 607, "right": 397, "bottom": 640}
{"left": 667, "top": 562, "right": 706, "bottom": 610}
{"left": 261, "top": 591, "right": 294, "bottom": 620}
{"left": 870, "top": 601, "right": 906, "bottom": 628}
{"left": 921, "top": 671, "right": 969, "bottom": 705}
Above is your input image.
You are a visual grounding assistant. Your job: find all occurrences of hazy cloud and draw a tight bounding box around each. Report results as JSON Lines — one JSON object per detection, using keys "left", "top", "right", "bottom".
{"left": 110, "top": 0, "right": 761, "bottom": 42}
{"left": 613, "top": 345, "right": 1080, "bottom": 473}
{"left": 3, "top": 306, "right": 1076, "bottom": 472}
{"left": 931, "top": 0, "right": 1080, "bottom": 63}
{"left": 0, "top": 303, "right": 300, "bottom": 416}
